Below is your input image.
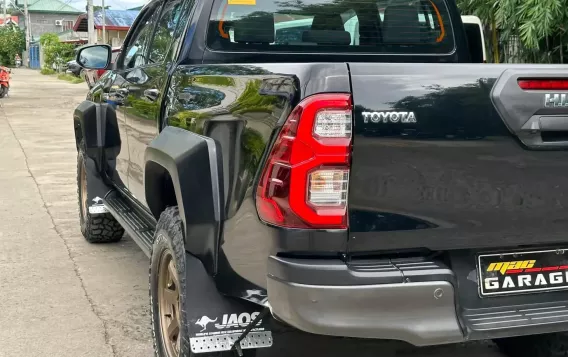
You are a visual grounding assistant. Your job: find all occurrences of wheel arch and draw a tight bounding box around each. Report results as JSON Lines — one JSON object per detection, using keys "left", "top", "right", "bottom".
{"left": 145, "top": 126, "right": 223, "bottom": 275}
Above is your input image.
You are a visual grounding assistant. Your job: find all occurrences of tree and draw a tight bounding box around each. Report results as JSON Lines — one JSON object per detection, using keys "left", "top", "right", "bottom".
{"left": 452, "top": 0, "right": 500, "bottom": 62}
{"left": 40, "top": 33, "right": 75, "bottom": 70}
{"left": 0, "top": 26, "right": 26, "bottom": 66}
{"left": 457, "top": 0, "right": 568, "bottom": 63}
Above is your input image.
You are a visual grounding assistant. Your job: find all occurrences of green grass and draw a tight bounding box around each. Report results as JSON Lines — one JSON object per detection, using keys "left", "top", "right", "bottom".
{"left": 40, "top": 68, "right": 56, "bottom": 75}
{"left": 57, "top": 73, "right": 84, "bottom": 84}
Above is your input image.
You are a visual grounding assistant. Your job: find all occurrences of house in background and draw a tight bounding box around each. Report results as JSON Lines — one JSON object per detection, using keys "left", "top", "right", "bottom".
{"left": 14, "top": 0, "right": 84, "bottom": 42}
{"left": 73, "top": 9, "right": 139, "bottom": 47}
{"left": 57, "top": 29, "right": 89, "bottom": 45}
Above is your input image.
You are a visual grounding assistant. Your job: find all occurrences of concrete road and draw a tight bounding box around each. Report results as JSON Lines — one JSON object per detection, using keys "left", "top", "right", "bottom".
{"left": 0, "top": 69, "right": 504, "bottom": 357}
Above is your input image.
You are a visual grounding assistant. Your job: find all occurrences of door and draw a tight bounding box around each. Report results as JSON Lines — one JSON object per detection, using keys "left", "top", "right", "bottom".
{"left": 99, "top": 70, "right": 129, "bottom": 191}
{"left": 123, "top": 0, "right": 190, "bottom": 207}
{"left": 109, "top": 3, "right": 163, "bottom": 195}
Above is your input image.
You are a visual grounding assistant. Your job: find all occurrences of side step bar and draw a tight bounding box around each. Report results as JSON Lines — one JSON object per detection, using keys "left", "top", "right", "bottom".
{"left": 103, "top": 191, "right": 155, "bottom": 257}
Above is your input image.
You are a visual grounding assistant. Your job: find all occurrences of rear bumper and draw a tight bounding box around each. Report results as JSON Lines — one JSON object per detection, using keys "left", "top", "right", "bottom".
{"left": 268, "top": 279, "right": 463, "bottom": 346}
{"left": 267, "top": 255, "right": 568, "bottom": 346}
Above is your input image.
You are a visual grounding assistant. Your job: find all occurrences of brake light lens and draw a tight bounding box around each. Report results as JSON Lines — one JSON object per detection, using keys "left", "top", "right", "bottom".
{"left": 256, "top": 93, "right": 352, "bottom": 229}
{"left": 518, "top": 79, "right": 568, "bottom": 90}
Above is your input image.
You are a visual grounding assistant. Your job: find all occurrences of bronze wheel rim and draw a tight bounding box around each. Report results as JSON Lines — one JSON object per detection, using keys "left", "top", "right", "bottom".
{"left": 80, "top": 160, "right": 88, "bottom": 220}
{"left": 158, "top": 249, "right": 181, "bottom": 357}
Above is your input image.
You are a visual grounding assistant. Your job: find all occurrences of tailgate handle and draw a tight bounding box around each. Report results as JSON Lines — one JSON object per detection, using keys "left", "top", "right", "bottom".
{"left": 519, "top": 115, "right": 568, "bottom": 147}
{"left": 539, "top": 116, "right": 568, "bottom": 131}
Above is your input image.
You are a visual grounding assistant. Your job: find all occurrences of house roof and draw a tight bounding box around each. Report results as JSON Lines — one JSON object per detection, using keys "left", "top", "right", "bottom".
{"left": 18, "top": 0, "right": 83, "bottom": 14}
{"left": 74, "top": 9, "right": 139, "bottom": 32}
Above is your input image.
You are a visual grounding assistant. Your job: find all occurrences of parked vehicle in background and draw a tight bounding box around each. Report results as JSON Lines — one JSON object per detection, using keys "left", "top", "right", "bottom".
{"left": 84, "top": 47, "right": 120, "bottom": 88}
{"left": 0, "top": 66, "right": 10, "bottom": 98}
{"left": 65, "top": 60, "right": 83, "bottom": 77}
{"left": 74, "top": 0, "right": 568, "bottom": 356}
{"left": 462, "top": 15, "right": 486, "bottom": 62}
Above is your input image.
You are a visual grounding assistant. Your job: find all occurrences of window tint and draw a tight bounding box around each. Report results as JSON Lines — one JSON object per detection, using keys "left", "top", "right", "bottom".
{"left": 208, "top": 0, "right": 454, "bottom": 54}
{"left": 122, "top": 6, "right": 161, "bottom": 69}
{"left": 148, "top": 0, "right": 184, "bottom": 63}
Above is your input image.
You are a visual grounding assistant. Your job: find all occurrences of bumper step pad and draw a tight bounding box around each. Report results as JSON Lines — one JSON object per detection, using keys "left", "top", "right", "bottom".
{"left": 190, "top": 331, "right": 273, "bottom": 354}
{"left": 464, "top": 303, "right": 568, "bottom": 332}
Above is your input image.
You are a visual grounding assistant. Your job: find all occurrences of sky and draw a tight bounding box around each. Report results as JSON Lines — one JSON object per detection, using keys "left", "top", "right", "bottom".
{"left": 69, "top": 0, "right": 146, "bottom": 11}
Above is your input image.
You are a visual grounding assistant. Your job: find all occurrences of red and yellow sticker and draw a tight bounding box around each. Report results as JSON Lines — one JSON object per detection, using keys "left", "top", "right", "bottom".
{"left": 487, "top": 260, "right": 568, "bottom": 275}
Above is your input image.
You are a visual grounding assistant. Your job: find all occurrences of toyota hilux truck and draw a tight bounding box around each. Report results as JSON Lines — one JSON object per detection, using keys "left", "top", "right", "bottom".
{"left": 72, "top": 0, "right": 568, "bottom": 356}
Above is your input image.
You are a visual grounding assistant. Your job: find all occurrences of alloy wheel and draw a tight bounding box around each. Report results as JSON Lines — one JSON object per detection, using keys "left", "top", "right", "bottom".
{"left": 158, "top": 249, "right": 181, "bottom": 357}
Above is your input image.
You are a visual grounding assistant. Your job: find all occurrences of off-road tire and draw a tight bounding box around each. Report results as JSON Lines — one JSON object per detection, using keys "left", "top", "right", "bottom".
{"left": 77, "top": 142, "right": 124, "bottom": 243}
{"left": 495, "top": 333, "right": 568, "bottom": 357}
{"left": 150, "top": 207, "right": 190, "bottom": 357}
{"left": 150, "top": 207, "right": 244, "bottom": 357}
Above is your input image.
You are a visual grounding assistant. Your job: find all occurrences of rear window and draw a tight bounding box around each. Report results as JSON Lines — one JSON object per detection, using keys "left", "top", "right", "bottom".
{"left": 207, "top": 0, "right": 455, "bottom": 54}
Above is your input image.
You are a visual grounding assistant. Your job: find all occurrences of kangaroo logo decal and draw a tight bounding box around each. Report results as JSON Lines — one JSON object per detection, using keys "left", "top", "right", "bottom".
{"left": 195, "top": 316, "right": 218, "bottom": 332}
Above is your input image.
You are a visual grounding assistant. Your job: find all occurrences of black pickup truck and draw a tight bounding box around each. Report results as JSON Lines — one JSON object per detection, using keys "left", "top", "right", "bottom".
{"left": 73, "top": 0, "right": 568, "bottom": 356}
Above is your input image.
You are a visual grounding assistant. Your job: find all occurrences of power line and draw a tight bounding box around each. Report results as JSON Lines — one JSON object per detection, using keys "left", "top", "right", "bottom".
{"left": 8, "top": 0, "right": 25, "bottom": 15}
{"left": 52, "top": 0, "right": 80, "bottom": 14}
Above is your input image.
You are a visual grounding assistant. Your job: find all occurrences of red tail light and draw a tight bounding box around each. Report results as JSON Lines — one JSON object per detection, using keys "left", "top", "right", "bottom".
{"left": 518, "top": 79, "right": 568, "bottom": 90}
{"left": 255, "top": 93, "right": 352, "bottom": 229}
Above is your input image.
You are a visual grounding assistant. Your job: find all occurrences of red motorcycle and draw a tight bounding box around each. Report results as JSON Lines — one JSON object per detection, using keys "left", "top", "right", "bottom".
{"left": 0, "top": 66, "right": 10, "bottom": 98}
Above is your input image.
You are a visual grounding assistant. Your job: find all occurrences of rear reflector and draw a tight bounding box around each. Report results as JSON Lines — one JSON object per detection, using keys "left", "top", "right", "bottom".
{"left": 256, "top": 93, "right": 352, "bottom": 229}
{"left": 518, "top": 79, "right": 568, "bottom": 90}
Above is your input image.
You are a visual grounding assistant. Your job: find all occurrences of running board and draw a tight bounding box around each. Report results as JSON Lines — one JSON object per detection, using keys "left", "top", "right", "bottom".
{"left": 103, "top": 192, "right": 155, "bottom": 257}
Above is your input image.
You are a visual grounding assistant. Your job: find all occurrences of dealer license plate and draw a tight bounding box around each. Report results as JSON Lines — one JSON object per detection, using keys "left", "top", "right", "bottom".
{"left": 478, "top": 249, "right": 568, "bottom": 297}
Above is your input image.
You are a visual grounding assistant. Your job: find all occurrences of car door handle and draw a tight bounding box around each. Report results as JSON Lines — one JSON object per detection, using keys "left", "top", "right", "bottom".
{"left": 106, "top": 87, "right": 128, "bottom": 105}
{"left": 116, "top": 87, "right": 129, "bottom": 97}
{"left": 144, "top": 88, "right": 160, "bottom": 102}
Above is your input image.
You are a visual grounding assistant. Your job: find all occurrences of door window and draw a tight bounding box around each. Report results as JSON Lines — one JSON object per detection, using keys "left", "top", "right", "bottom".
{"left": 148, "top": 0, "right": 185, "bottom": 63}
{"left": 121, "top": 5, "right": 162, "bottom": 69}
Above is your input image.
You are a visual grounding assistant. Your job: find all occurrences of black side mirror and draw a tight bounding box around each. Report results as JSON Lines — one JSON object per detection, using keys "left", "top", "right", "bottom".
{"left": 76, "top": 44, "right": 112, "bottom": 70}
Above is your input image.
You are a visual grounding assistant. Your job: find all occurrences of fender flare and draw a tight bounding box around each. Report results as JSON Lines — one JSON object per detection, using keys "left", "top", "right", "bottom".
{"left": 73, "top": 100, "right": 121, "bottom": 171}
{"left": 145, "top": 126, "right": 223, "bottom": 274}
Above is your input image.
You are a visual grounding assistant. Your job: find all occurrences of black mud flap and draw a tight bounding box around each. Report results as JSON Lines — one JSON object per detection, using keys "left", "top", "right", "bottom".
{"left": 185, "top": 253, "right": 273, "bottom": 354}
{"left": 83, "top": 153, "right": 113, "bottom": 215}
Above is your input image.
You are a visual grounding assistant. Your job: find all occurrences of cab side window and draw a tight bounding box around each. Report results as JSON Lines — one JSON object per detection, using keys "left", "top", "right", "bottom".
{"left": 121, "top": 5, "right": 162, "bottom": 69}
{"left": 148, "top": 0, "right": 185, "bottom": 63}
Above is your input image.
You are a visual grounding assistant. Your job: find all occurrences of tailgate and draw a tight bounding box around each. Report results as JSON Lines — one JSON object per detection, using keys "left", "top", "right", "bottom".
{"left": 347, "top": 63, "right": 568, "bottom": 253}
